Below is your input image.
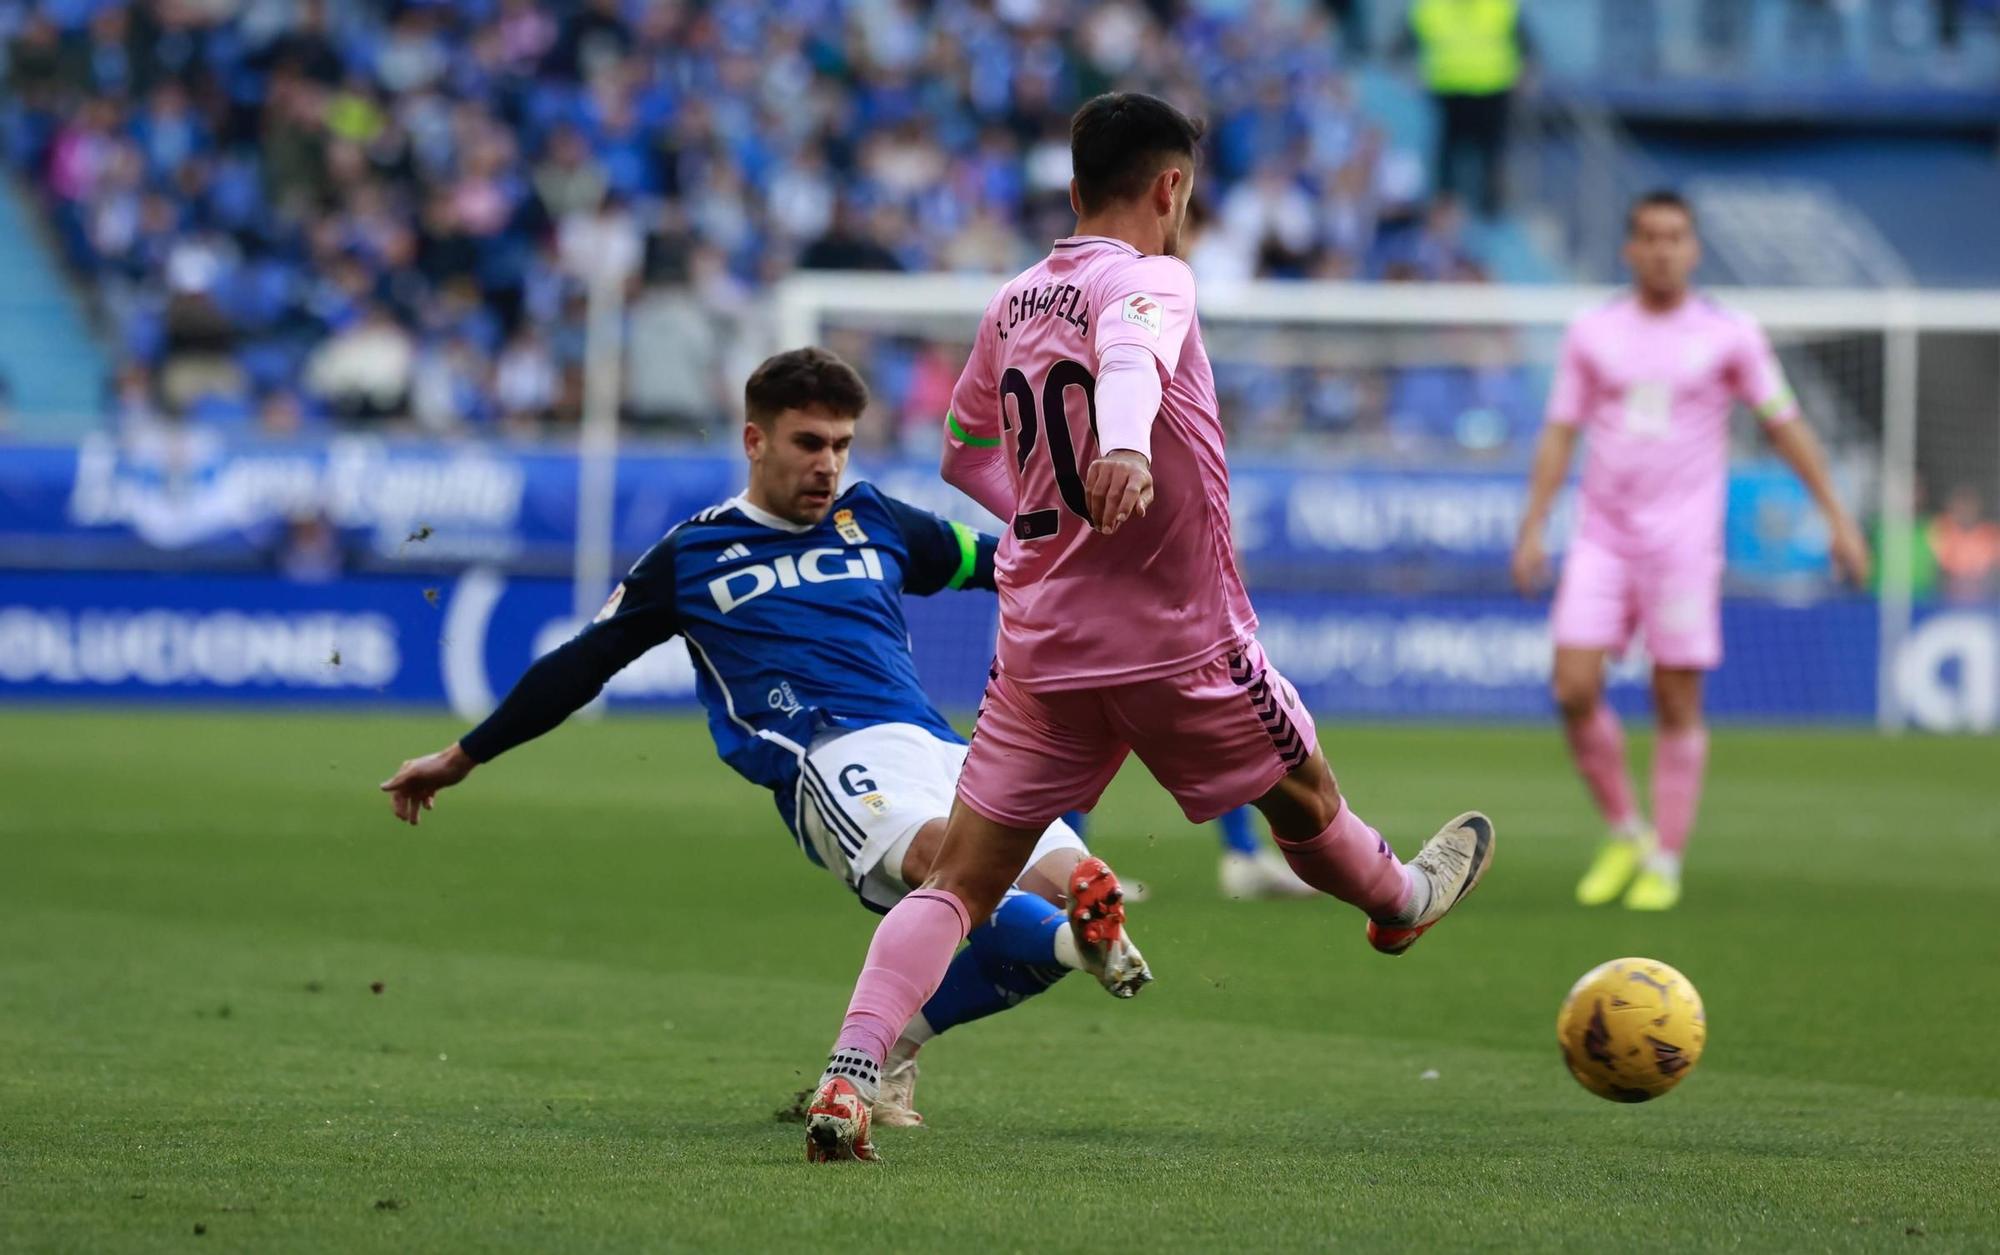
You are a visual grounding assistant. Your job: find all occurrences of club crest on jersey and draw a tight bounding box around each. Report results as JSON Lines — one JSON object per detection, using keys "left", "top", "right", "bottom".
{"left": 1122, "top": 293, "right": 1162, "bottom": 338}
{"left": 593, "top": 583, "right": 626, "bottom": 623}
{"left": 832, "top": 508, "right": 868, "bottom": 544}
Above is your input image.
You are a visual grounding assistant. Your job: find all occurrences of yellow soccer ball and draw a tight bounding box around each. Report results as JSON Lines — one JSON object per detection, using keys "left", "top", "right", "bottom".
{"left": 1556, "top": 957, "right": 1706, "bottom": 1102}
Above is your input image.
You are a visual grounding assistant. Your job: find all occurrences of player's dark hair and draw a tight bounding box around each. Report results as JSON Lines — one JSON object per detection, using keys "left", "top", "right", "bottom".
{"left": 1070, "top": 92, "right": 1205, "bottom": 215}
{"left": 1628, "top": 189, "right": 1695, "bottom": 235}
{"left": 743, "top": 347, "right": 869, "bottom": 427}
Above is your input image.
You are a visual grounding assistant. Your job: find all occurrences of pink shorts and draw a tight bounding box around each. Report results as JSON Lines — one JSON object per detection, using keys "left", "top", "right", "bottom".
{"left": 955, "top": 640, "right": 1319, "bottom": 829}
{"left": 1551, "top": 540, "right": 1722, "bottom": 670}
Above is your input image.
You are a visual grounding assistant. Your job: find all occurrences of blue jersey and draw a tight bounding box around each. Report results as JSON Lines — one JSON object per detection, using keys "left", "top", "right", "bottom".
{"left": 459, "top": 483, "right": 995, "bottom": 838}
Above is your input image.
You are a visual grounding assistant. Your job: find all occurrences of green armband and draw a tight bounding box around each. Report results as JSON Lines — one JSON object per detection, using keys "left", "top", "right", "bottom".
{"left": 947, "top": 410, "right": 1000, "bottom": 449}
{"left": 947, "top": 521, "right": 980, "bottom": 590}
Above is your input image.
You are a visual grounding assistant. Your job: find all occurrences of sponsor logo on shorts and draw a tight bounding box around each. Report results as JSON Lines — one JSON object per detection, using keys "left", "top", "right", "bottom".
{"left": 859, "top": 791, "right": 889, "bottom": 816}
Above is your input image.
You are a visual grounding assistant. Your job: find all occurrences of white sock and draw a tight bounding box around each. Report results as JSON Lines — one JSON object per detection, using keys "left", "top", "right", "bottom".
{"left": 821, "top": 1047, "right": 880, "bottom": 1104}
{"left": 1390, "top": 862, "right": 1433, "bottom": 926}
{"left": 1051, "top": 923, "right": 1083, "bottom": 971}
{"left": 897, "top": 1017, "right": 936, "bottom": 1050}
{"left": 1644, "top": 849, "right": 1682, "bottom": 879}
{"left": 1612, "top": 815, "right": 1649, "bottom": 843}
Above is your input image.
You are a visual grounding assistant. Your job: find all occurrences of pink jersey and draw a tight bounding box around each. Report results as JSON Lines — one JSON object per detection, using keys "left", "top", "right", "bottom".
{"left": 946, "top": 235, "right": 1256, "bottom": 690}
{"left": 1548, "top": 294, "right": 1797, "bottom": 559}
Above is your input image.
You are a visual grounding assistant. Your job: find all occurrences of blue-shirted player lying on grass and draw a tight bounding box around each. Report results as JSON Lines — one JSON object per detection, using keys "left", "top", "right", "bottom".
{"left": 380, "top": 348, "right": 1152, "bottom": 1127}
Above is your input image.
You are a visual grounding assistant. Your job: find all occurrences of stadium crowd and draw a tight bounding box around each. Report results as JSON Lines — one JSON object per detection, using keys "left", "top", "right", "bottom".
{"left": 1, "top": 0, "right": 1502, "bottom": 450}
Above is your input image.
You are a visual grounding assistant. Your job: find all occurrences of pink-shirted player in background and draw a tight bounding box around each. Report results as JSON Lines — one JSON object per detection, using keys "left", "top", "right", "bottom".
{"left": 1512, "top": 189, "right": 1871, "bottom": 914}
{"left": 803, "top": 92, "right": 1495, "bottom": 1163}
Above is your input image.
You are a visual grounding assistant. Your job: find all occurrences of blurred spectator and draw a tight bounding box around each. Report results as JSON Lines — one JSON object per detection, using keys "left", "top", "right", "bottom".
{"left": 1386, "top": 196, "right": 1486, "bottom": 281}
{"left": 800, "top": 202, "right": 905, "bottom": 273}
{"left": 494, "top": 327, "right": 558, "bottom": 431}
{"left": 1219, "top": 159, "right": 1319, "bottom": 278}
{"left": 305, "top": 303, "right": 415, "bottom": 420}
{"left": 1931, "top": 486, "right": 2000, "bottom": 603}
{"left": 1397, "top": 0, "right": 1531, "bottom": 217}
{"left": 626, "top": 248, "right": 722, "bottom": 437}
{"left": 256, "top": 391, "right": 316, "bottom": 439}
{"left": 3, "top": 0, "right": 1479, "bottom": 447}
{"left": 276, "top": 512, "right": 345, "bottom": 583}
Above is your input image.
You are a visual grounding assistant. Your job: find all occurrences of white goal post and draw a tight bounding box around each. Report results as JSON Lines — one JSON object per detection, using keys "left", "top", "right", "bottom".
{"left": 776, "top": 274, "right": 2000, "bottom": 733}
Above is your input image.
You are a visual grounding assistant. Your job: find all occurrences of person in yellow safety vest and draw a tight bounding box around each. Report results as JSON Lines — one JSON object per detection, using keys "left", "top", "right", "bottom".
{"left": 1396, "top": 0, "right": 1533, "bottom": 218}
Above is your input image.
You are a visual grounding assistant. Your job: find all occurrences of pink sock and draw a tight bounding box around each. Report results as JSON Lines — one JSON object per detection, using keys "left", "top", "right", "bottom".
{"left": 832, "top": 889, "right": 970, "bottom": 1066}
{"left": 1652, "top": 727, "right": 1709, "bottom": 857}
{"left": 1564, "top": 703, "right": 1640, "bottom": 830}
{"left": 1273, "top": 803, "right": 1414, "bottom": 920}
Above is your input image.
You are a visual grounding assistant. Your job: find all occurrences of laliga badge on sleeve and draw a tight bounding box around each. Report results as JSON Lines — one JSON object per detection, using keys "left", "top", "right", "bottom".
{"left": 833, "top": 509, "right": 869, "bottom": 544}
{"left": 593, "top": 583, "right": 627, "bottom": 623}
{"left": 1121, "top": 294, "right": 1162, "bottom": 338}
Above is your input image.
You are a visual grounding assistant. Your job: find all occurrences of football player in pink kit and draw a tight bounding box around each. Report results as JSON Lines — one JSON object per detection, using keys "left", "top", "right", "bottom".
{"left": 803, "top": 93, "right": 1494, "bottom": 1163}
{"left": 1513, "top": 190, "right": 1871, "bottom": 913}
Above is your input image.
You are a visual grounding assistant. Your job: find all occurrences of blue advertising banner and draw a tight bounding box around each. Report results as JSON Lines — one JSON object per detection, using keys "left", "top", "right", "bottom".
{"left": 6, "top": 570, "right": 1983, "bottom": 728}
{"left": 0, "top": 437, "right": 1836, "bottom": 581}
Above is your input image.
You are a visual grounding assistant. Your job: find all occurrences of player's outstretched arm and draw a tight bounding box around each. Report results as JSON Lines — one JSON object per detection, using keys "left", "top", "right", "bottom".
{"left": 878, "top": 493, "right": 1000, "bottom": 594}
{"left": 1765, "top": 418, "right": 1872, "bottom": 586}
{"left": 1512, "top": 422, "right": 1579, "bottom": 595}
{"left": 381, "top": 744, "right": 475, "bottom": 826}
{"left": 378, "top": 540, "right": 681, "bottom": 825}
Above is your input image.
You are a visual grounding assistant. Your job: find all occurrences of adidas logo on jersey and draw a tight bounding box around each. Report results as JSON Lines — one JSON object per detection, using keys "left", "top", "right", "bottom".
{"left": 715, "top": 543, "right": 751, "bottom": 563}
{"left": 708, "top": 548, "right": 887, "bottom": 613}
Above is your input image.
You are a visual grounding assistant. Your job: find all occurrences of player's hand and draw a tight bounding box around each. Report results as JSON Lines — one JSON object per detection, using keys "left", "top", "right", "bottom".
{"left": 380, "top": 744, "right": 476, "bottom": 826}
{"left": 1829, "top": 517, "right": 1872, "bottom": 587}
{"left": 1511, "top": 530, "right": 1549, "bottom": 596}
{"left": 1085, "top": 450, "right": 1154, "bottom": 535}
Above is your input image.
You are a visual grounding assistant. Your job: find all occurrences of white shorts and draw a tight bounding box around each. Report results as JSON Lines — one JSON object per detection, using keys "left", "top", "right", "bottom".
{"left": 795, "top": 722, "right": 1086, "bottom": 912}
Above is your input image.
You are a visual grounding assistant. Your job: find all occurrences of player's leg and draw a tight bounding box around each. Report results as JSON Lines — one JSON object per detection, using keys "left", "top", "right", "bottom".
{"left": 844, "top": 758, "right": 1145, "bottom": 1129}
{"left": 897, "top": 811, "right": 1150, "bottom": 993}
{"left": 1248, "top": 745, "right": 1491, "bottom": 954}
{"left": 1116, "top": 642, "right": 1492, "bottom": 955}
{"left": 1624, "top": 554, "right": 1722, "bottom": 910}
{"left": 791, "top": 724, "right": 1061, "bottom": 1139}
{"left": 806, "top": 678, "right": 1128, "bottom": 1162}
{"left": 1556, "top": 646, "right": 1650, "bottom": 905}
{"left": 873, "top": 887, "right": 1069, "bottom": 1129}
{"left": 915, "top": 732, "right": 1149, "bottom": 991}
{"left": 807, "top": 800, "right": 1036, "bottom": 1162}
{"left": 880, "top": 810, "right": 1157, "bottom": 1128}
{"left": 1550, "top": 541, "right": 1651, "bottom": 903}
{"left": 1628, "top": 666, "right": 1706, "bottom": 911}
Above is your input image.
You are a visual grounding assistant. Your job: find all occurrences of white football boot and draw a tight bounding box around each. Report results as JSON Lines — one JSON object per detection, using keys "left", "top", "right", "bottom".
{"left": 871, "top": 1040, "right": 925, "bottom": 1128}
{"left": 1065, "top": 856, "right": 1153, "bottom": 998}
{"left": 1366, "top": 811, "right": 1495, "bottom": 956}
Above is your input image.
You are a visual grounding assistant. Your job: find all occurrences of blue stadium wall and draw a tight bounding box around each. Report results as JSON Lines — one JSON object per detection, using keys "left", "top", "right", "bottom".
{"left": 0, "top": 441, "right": 1993, "bottom": 730}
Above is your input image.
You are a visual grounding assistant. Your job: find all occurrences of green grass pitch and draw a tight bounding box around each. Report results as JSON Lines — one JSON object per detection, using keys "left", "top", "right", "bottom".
{"left": 3, "top": 707, "right": 1997, "bottom": 1252}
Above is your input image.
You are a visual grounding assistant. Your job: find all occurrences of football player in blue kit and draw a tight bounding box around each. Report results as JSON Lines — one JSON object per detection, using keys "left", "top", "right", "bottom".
{"left": 380, "top": 348, "right": 1151, "bottom": 1127}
